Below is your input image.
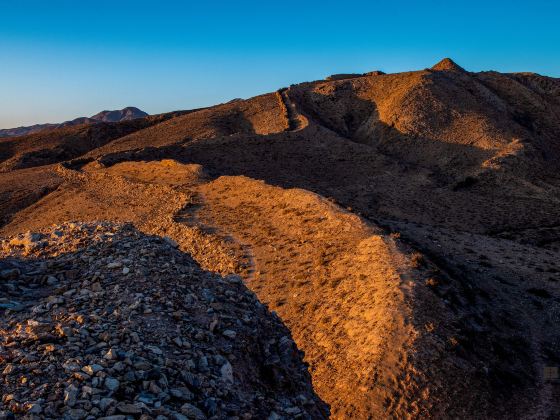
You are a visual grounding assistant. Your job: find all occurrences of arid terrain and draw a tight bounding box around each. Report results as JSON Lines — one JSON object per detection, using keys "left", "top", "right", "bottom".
{"left": 1, "top": 58, "right": 560, "bottom": 419}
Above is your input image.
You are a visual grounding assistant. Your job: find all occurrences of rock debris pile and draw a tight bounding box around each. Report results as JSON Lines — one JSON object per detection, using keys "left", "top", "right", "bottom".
{"left": 0, "top": 222, "right": 326, "bottom": 419}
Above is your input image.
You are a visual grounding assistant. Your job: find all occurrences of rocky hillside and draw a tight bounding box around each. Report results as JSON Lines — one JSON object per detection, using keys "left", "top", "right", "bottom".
{"left": 1, "top": 59, "right": 560, "bottom": 419}
{"left": 0, "top": 111, "right": 193, "bottom": 173}
{"left": 0, "top": 222, "right": 326, "bottom": 419}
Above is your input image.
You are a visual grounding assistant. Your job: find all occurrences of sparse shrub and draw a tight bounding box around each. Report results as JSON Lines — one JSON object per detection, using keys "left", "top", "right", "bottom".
{"left": 315, "top": 250, "right": 329, "bottom": 267}
{"left": 425, "top": 278, "right": 438, "bottom": 287}
{"left": 410, "top": 252, "right": 425, "bottom": 268}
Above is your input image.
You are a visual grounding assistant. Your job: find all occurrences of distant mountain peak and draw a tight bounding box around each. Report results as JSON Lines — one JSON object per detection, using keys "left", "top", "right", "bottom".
{"left": 431, "top": 58, "right": 465, "bottom": 72}
{"left": 90, "top": 107, "right": 148, "bottom": 123}
{"left": 0, "top": 107, "right": 149, "bottom": 138}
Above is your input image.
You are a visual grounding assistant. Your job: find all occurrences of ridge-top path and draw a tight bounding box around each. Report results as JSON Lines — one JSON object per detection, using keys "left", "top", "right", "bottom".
{"left": 278, "top": 88, "right": 308, "bottom": 131}
{"left": 192, "top": 175, "right": 423, "bottom": 418}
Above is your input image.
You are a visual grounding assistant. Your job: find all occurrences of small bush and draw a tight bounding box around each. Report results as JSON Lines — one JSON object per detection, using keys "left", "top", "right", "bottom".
{"left": 410, "top": 252, "right": 425, "bottom": 268}
{"left": 425, "top": 278, "right": 438, "bottom": 287}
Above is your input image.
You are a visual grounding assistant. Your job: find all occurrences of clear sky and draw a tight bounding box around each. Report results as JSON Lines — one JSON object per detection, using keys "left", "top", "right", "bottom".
{"left": 1, "top": 0, "right": 559, "bottom": 128}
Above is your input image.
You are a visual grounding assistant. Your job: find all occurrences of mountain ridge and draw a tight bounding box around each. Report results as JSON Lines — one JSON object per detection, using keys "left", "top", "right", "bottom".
{"left": 2, "top": 58, "right": 560, "bottom": 419}
{"left": 0, "top": 106, "right": 148, "bottom": 138}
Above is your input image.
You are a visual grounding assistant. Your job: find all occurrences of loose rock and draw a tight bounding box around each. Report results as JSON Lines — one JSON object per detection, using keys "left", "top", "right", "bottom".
{"left": 0, "top": 223, "right": 326, "bottom": 419}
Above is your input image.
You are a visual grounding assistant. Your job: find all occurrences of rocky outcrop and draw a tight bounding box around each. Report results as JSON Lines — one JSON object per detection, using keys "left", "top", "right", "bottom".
{"left": 0, "top": 222, "right": 327, "bottom": 419}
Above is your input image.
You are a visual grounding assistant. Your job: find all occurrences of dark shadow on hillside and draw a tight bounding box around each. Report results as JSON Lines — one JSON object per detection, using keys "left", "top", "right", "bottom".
{"left": 0, "top": 224, "right": 329, "bottom": 418}
{"left": 0, "top": 166, "right": 63, "bottom": 230}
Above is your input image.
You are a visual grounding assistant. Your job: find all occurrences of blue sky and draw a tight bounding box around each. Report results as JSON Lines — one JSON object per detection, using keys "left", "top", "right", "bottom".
{"left": 1, "top": 0, "right": 559, "bottom": 128}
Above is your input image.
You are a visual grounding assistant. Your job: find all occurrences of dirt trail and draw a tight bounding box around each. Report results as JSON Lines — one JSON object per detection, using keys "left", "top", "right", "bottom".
{"left": 191, "top": 176, "right": 427, "bottom": 418}
{"left": 278, "top": 88, "right": 308, "bottom": 131}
